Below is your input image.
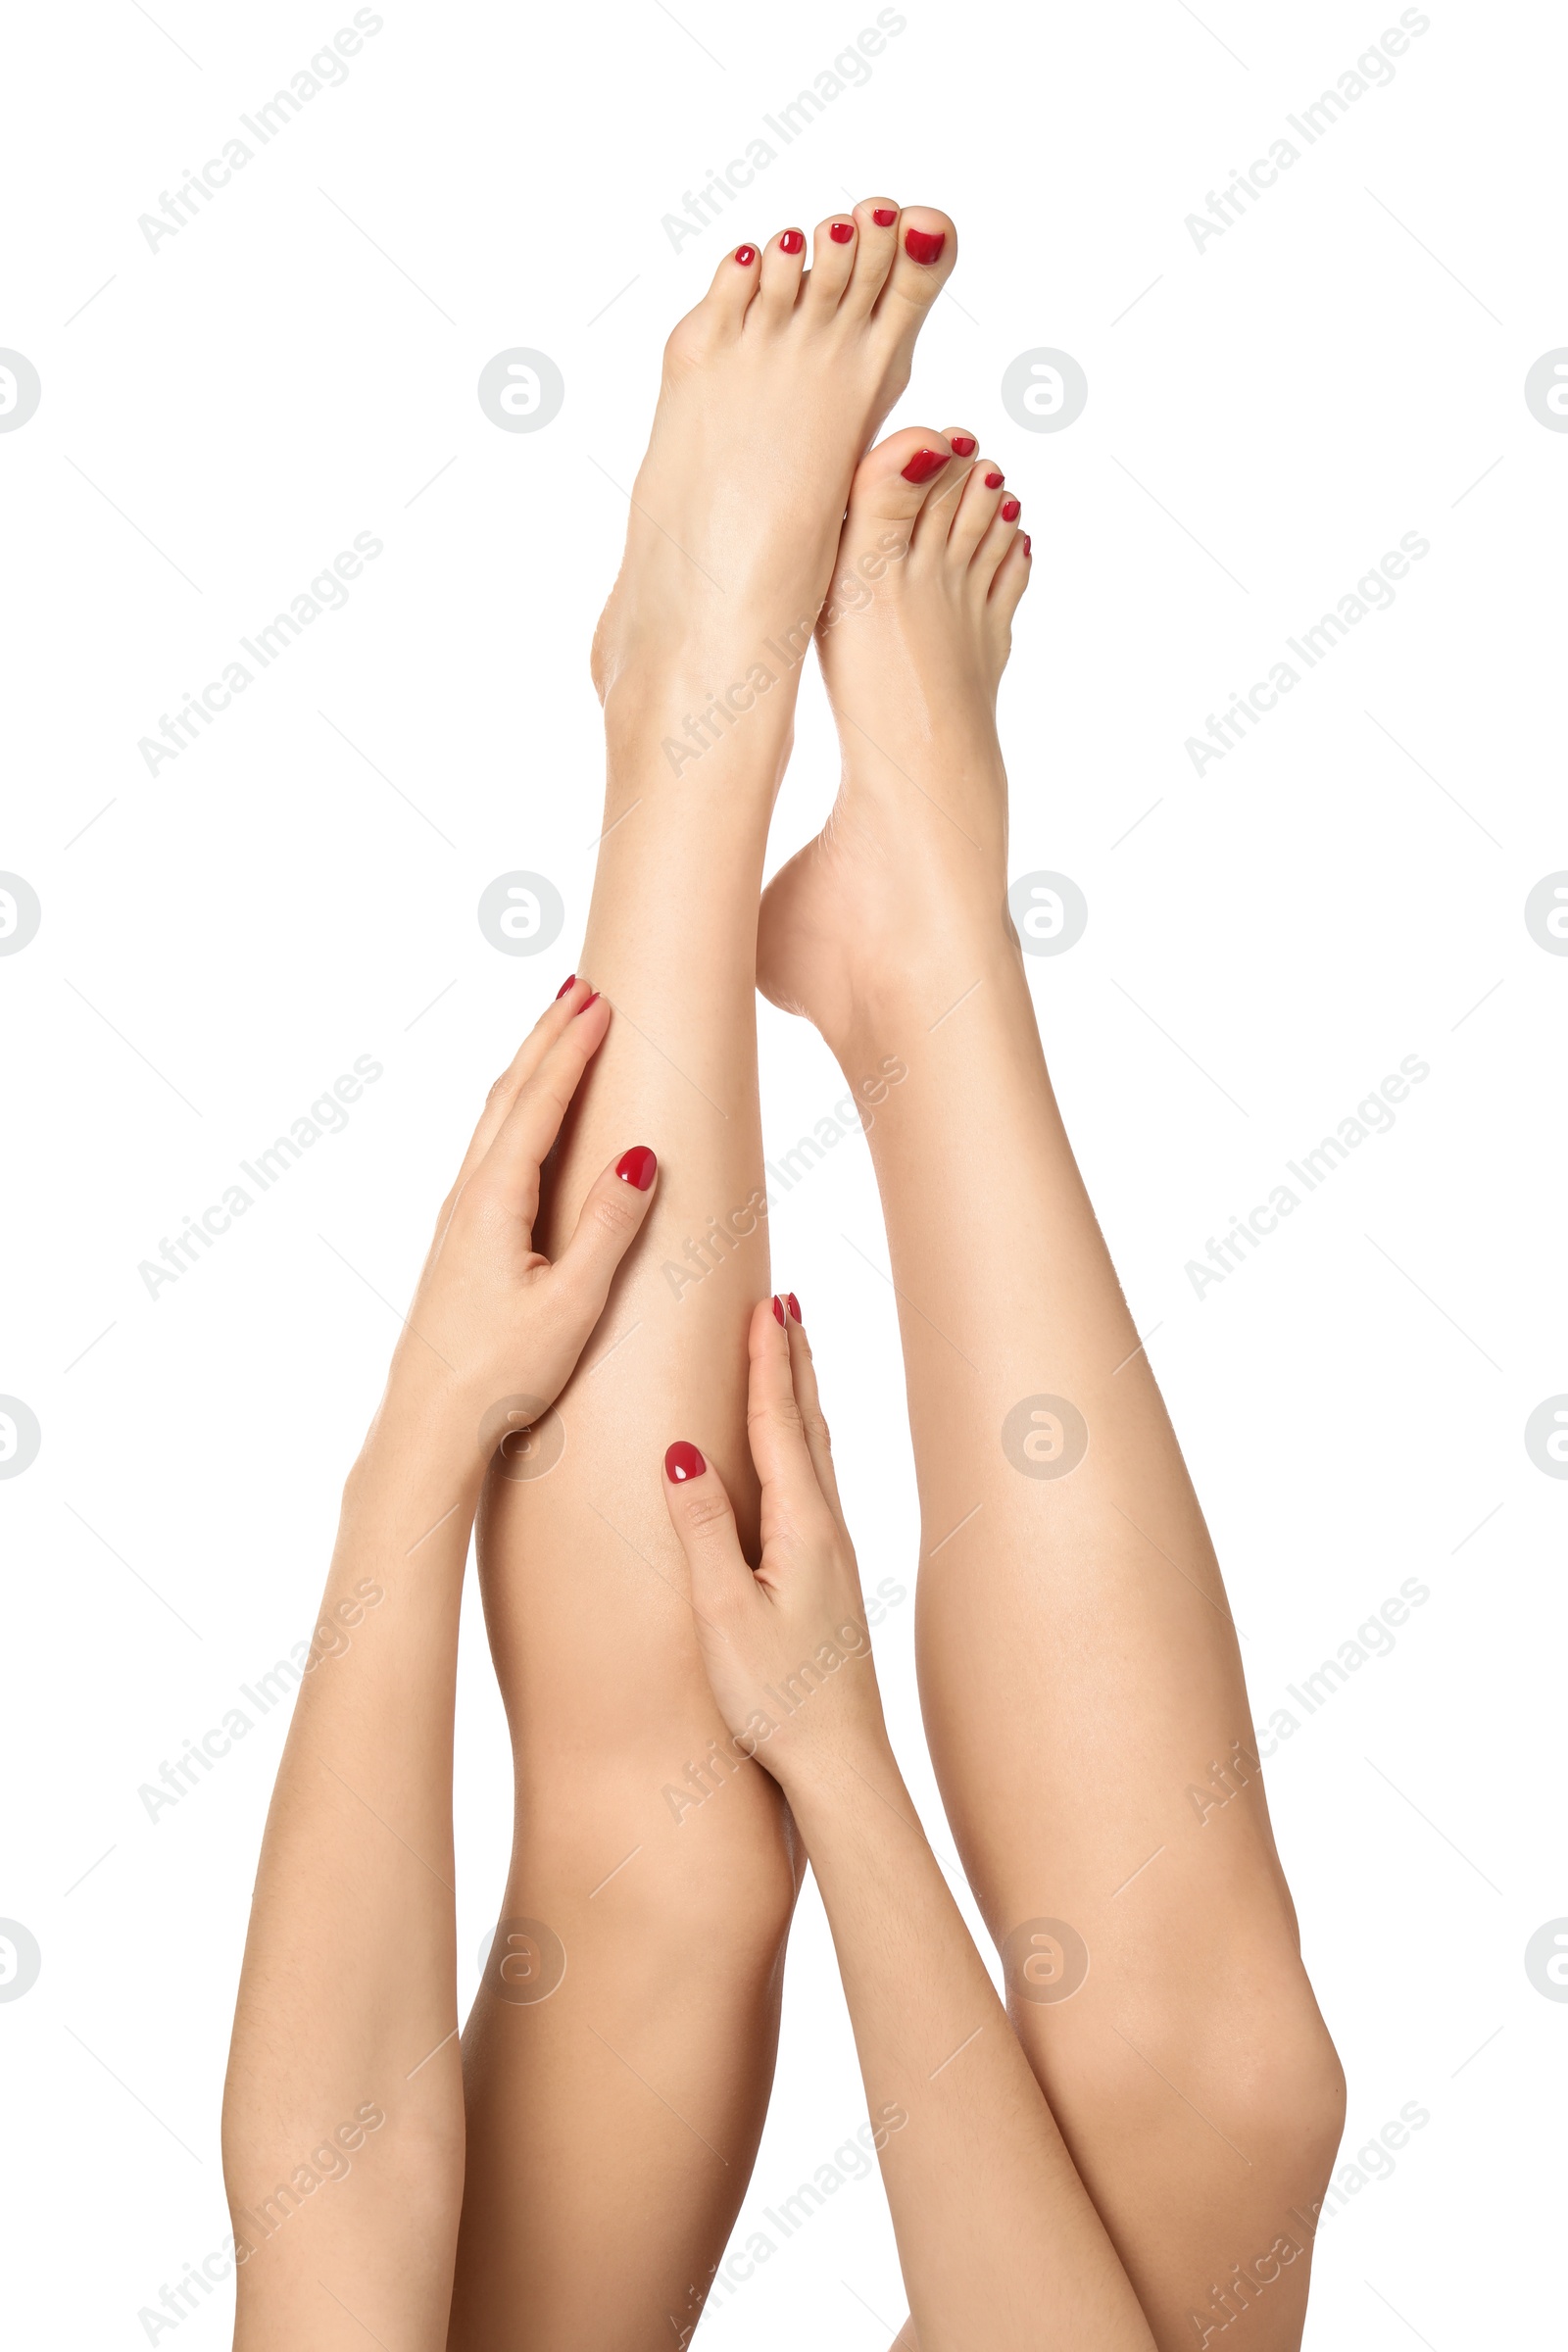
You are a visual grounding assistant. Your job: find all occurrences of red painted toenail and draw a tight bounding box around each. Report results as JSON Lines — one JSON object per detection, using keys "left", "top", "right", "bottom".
{"left": 904, "top": 227, "right": 947, "bottom": 265}
{"left": 780, "top": 229, "right": 806, "bottom": 255}
{"left": 872, "top": 208, "right": 898, "bottom": 227}
{"left": 984, "top": 470, "right": 1004, "bottom": 489}
{"left": 574, "top": 990, "right": 601, "bottom": 1016}
{"left": 615, "top": 1146, "right": 657, "bottom": 1191}
{"left": 665, "top": 1441, "right": 707, "bottom": 1483}
{"left": 734, "top": 245, "right": 757, "bottom": 266}
{"left": 830, "top": 220, "right": 855, "bottom": 243}
{"left": 1001, "top": 498, "right": 1021, "bottom": 522}
{"left": 950, "top": 435, "right": 977, "bottom": 457}
{"left": 1022, "top": 535, "right": 1033, "bottom": 558}
{"left": 787, "top": 1293, "right": 802, "bottom": 1324}
{"left": 555, "top": 973, "right": 577, "bottom": 1000}
{"left": 901, "top": 448, "right": 950, "bottom": 483}
{"left": 772, "top": 1294, "right": 786, "bottom": 1326}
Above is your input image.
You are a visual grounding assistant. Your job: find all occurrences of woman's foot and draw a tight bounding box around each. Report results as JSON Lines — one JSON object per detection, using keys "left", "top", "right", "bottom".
{"left": 591, "top": 202, "right": 956, "bottom": 722}
{"left": 757, "top": 424, "right": 1032, "bottom": 1042}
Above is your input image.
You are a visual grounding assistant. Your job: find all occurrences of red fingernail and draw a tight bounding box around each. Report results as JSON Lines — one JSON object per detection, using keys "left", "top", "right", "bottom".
{"left": 616, "top": 1146, "right": 657, "bottom": 1191}
{"left": 786, "top": 1293, "right": 802, "bottom": 1325}
{"left": 555, "top": 973, "right": 577, "bottom": 1000}
{"left": 735, "top": 245, "right": 757, "bottom": 267}
{"left": 1001, "top": 498, "right": 1021, "bottom": 522}
{"left": 985, "top": 470, "right": 1004, "bottom": 490}
{"left": 780, "top": 229, "right": 806, "bottom": 255}
{"left": 771, "top": 1295, "right": 786, "bottom": 1326}
{"left": 871, "top": 208, "right": 898, "bottom": 227}
{"left": 904, "top": 227, "right": 946, "bottom": 266}
{"left": 665, "top": 1441, "right": 707, "bottom": 1483}
{"left": 829, "top": 220, "right": 855, "bottom": 243}
{"left": 901, "top": 448, "right": 950, "bottom": 483}
{"left": 950, "top": 435, "right": 977, "bottom": 457}
{"left": 574, "top": 990, "right": 601, "bottom": 1016}
{"left": 1022, "top": 534, "right": 1033, "bottom": 558}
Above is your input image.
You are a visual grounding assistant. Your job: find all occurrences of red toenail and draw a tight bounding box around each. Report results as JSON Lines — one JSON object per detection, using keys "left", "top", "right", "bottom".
{"left": 830, "top": 220, "right": 855, "bottom": 243}
{"left": 904, "top": 227, "right": 946, "bottom": 265}
{"left": 1001, "top": 498, "right": 1021, "bottom": 522}
{"left": 901, "top": 448, "right": 950, "bottom": 483}
{"left": 787, "top": 1293, "right": 802, "bottom": 1324}
{"left": 574, "top": 990, "right": 601, "bottom": 1016}
{"left": 872, "top": 208, "right": 898, "bottom": 227}
{"left": 950, "top": 435, "right": 977, "bottom": 457}
{"left": 985, "top": 471, "right": 1004, "bottom": 489}
{"left": 555, "top": 973, "right": 577, "bottom": 1000}
{"left": 780, "top": 229, "right": 806, "bottom": 255}
{"left": 665, "top": 1441, "right": 707, "bottom": 1483}
{"left": 734, "top": 245, "right": 757, "bottom": 266}
{"left": 772, "top": 1295, "right": 786, "bottom": 1326}
{"left": 1022, "top": 535, "right": 1033, "bottom": 558}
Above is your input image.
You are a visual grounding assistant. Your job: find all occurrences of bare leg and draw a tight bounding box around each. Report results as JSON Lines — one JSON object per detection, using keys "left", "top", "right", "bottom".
{"left": 760, "top": 430, "right": 1346, "bottom": 2348}
{"left": 449, "top": 204, "right": 959, "bottom": 2350}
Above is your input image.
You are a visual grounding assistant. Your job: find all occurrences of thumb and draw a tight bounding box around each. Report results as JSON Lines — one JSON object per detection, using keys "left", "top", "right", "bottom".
{"left": 549, "top": 1145, "right": 659, "bottom": 1324}
{"left": 661, "top": 1440, "right": 759, "bottom": 1639}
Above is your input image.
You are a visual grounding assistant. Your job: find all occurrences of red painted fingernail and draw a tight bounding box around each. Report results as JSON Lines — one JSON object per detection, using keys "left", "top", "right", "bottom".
{"left": 871, "top": 208, "right": 898, "bottom": 227}
{"left": 665, "top": 1441, "right": 707, "bottom": 1483}
{"left": 786, "top": 1293, "right": 802, "bottom": 1325}
{"left": 616, "top": 1146, "right": 657, "bottom": 1191}
{"left": 904, "top": 227, "right": 946, "bottom": 266}
{"left": 771, "top": 1295, "right": 786, "bottom": 1326}
{"left": 950, "top": 435, "right": 977, "bottom": 457}
{"left": 984, "top": 470, "right": 1004, "bottom": 490}
{"left": 1001, "top": 498, "right": 1021, "bottom": 522}
{"left": 555, "top": 973, "right": 577, "bottom": 1000}
{"left": 1022, "top": 534, "right": 1033, "bottom": 558}
{"left": 780, "top": 229, "right": 806, "bottom": 255}
{"left": 901, "top": 448, "right": 950, "bottom": 484}
{"left": 734, "top": 245, "right": 757, "bottom": 267}
{"left": 830, "top": 220, "right": 855, "bottom": 244}
{"left": 574, "top": 990, "right": 601, "bottom": 1016}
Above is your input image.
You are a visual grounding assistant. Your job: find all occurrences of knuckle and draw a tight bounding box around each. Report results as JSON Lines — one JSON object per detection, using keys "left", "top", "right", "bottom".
{"left": 802, "top": 1407, "right": 832, "bottom": 1451}
{"left": 682, "top": 1491, "right": 734, "bottom": 1537}
{"left": 589, "top": 1188, "right": 642, "bottom": 1242}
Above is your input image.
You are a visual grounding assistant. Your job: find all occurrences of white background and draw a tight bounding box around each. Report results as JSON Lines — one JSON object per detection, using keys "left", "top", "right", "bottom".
{"left": 2, "top": 0, "right": 1564, "bottom": 2343}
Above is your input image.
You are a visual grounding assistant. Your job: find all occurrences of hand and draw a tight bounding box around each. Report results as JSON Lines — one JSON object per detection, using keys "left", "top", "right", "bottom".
{"left": 379, "top": 979, "right": 657, "bottom": 1450}
{"left": 661, "top": 1297, "right": 890, "bottom": 1796}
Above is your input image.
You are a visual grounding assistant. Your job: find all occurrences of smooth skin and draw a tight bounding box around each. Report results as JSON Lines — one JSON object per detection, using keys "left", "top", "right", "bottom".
{"left": 758, "top": 419, "right": 1348, "bottom": 2345}
{"left": 220, "top": 989, "right": 658, "bottom": 2349}
{"left": 448, "top": 202, "right": 964, "bottom": 2349}
{"left": 662, "top": 1298, "right": 1158, "bottom": 2352}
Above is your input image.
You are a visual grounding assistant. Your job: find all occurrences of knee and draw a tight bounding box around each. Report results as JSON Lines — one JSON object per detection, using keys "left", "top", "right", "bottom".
{"left": 1187, "top": 1961, "right": 1347, "bottom": 2196}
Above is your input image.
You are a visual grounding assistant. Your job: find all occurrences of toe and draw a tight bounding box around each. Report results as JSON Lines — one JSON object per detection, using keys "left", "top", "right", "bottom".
{"left": 805, "top": 213, "right": 859, "bottom": 310}
{"left": 972, "top": 488, "right": 1024, "bottom": 590}
{"left": 948, "top": 448, "right": 1006, "bottom": 560}
{"left": 989, "top": 528, "right": 1033, "bottom": 624}
{"left": 818, "top": 429, "right": 957, "bottom": 627}
{"left": 844, "top": 426, "right": 957, "bottom": 528}
{"left": 667, "top": 241, "right": 761, "bottom": 363}
{"left": 874, "top": 206, "right": 957, "bottom": 323}
{"left": 755, "top": 225, "right": 808, "bottom": 320}
{"left": 840, "top": 196, "right": 903, "bottom": 316}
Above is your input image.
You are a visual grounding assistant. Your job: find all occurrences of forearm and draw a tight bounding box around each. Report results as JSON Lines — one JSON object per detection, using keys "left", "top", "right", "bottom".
{"left": 787, "top": 1743, "right": 1155, "bottom": 2352}
{"left": 222, "top": 1373, "right": 483, "bottom": 2341}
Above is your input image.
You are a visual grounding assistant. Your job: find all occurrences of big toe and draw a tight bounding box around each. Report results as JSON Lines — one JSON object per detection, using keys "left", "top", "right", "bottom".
{"left": 844, "top": 427, "right": 959, "bottom": 529}
{"left": 875, "top": 206, "right": 957, "bottom": 322}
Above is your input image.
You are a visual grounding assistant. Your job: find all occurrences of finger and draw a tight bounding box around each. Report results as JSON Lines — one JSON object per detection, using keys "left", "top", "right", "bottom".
{"left": 548, "top": 1145, "right": 659, "bottom": 1328}
{"left": 661, "top": 1440, "right": 760, "bottom": 1635}
{"left": 746, "top": 1297, "right": 836, "bottom": 1549}
{"left": 777, "top": 1295, "right": 850, "bottom": 1532}
{"left": 450, "top": 974, "right": 596, "bottom": 1196}
{"left": 474, "top": 989, "right": 612, "bottom": 1228}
